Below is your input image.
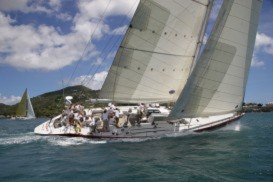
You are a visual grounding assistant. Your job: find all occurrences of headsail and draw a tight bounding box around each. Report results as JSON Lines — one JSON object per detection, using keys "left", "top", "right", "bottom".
{"left": 16, "top": 89, "right": 28, "bottom": 117}
{"left": 100, "top": 0, "right": 213, "bottom": 103}
{"left": 170, "top": 0, "right": 263, "bottom": 118}
{"left": 27, "top": 92, "right": 36, "bottom": 118}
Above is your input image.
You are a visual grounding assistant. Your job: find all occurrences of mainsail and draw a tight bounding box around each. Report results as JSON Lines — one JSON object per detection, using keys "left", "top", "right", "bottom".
{"left": 100, "top": 0, "right": 213, "bottom": 103}
{"left": 170, "top": 0, "right": 263, "bottom": 118}
{"left": 16, "top": 89, "right": 36, "bottom": 118}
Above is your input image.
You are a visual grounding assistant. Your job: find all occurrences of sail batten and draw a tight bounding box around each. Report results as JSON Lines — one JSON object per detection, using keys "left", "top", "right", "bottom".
{"left": 169, "top": 0, "right": 263, "bottom": 118}
{"left": 100, "top": 0, "right": 213, "bottom": 103}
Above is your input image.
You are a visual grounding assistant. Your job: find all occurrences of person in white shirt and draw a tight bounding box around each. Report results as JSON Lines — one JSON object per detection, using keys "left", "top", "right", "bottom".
{"left": 102, "top": 109, "right": 109, "bottom": 132}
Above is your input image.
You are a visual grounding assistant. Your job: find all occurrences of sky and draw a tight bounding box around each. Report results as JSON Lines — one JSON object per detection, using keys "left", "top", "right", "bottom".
{"left": 0, "top": 0, "right": 272, "bottom": 105}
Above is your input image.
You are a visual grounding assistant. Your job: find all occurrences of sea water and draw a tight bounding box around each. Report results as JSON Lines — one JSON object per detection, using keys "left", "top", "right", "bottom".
{"left": 0, "top": 113, "right": 273, "bottom": 181}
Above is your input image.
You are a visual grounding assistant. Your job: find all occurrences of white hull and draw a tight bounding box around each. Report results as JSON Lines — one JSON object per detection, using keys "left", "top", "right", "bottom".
{"left": 34, "top": 113, "right": 244, "bottom": 139}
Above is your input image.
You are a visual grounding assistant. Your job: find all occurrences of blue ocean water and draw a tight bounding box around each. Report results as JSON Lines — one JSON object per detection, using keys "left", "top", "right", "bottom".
{"left": 0, "top": 113, "right": 273, "bottom": 181}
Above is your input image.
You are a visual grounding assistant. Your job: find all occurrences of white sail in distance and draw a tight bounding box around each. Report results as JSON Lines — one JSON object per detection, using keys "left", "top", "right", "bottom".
{"left": 170, "top": 0, "right": 263, "bottom": 118}
{"left": 100, "top": 0, "right": 213, "bottom": 103}
{"left": 27, "top": 92, "right": 36, "bottom": 118}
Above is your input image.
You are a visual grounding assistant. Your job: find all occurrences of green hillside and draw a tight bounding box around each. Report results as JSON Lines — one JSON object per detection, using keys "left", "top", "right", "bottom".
{"left": 0, "top": 85, "right": 99, "bottom": 117}
{"left": 0, "top": 103, "right": 16, "bottom": 117}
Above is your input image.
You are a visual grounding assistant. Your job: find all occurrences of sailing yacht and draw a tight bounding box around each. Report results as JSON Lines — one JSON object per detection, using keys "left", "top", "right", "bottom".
{"left": 34, "top": 0, "right": 263, "bottom": 138}
{"left": 15, "top": 89, "right": 36, "bottom": 120}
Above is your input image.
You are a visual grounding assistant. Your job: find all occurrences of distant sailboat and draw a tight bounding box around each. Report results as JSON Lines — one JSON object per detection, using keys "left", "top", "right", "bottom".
{"left": 34, "top": 0, "right": 263, "bottom": 138}
{"left": 15, "top": 89, "right": 36, "bottom": 120}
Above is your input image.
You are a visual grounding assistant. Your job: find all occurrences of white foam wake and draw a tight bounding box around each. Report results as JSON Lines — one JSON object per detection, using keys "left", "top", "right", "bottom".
{"left": 0, "top": 132, "right": 107, "bottom": 146}
{"left": 0, "top": 132, "right": 42, "bottom": 145}
{"left": 46, "top": 137, "right": 107, "bottom": 146}
{"left": 0, "top": 130, "right": 199, "bottom": 146}
{"left": 220, "top": 122, "right": 241, "bottom": 132}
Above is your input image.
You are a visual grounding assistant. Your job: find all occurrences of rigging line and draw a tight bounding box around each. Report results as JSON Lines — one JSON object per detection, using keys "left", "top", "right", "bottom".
{"left": 82, "top": 34, "right": 122, "bottom": 87}
{"left": 81, "top": 24, "right": 125, "bottom": 86}
{"left": 120, "top": 46, "right": 193, "bottom": 57}
{"left": 82, "top": 24, "right": 129, "bottom": 87}
{"left": 66, "top": 0, "right": 112, "bottom": 87}
{"left": 81, "top": 0, "right": 139, "bottom": 86}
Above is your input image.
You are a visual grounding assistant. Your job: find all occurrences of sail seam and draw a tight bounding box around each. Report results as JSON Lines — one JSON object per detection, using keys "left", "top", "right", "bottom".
{"left": 108, "top": 68, "right": 176, "bottom": 91}
{"left": 120, "top": 53, "right": 189, "bottom": 80}
{"left": 203, "top": 57, "right": 245, "bottom": 69}
{"left": 192, "top": 73, "right": 244, "bottom": 88}
{"left": 185, "top": 101, "right": 239, "bottom": 111}
{"left": 189, "top": 93, "right": 242, "bottom": 105}
{"left": 121, "top": 46, "right": 192, "bottom": 57}
{"left": 147, "top": 1, "right": 199, "bottom": 32}
{"left": 233, "top": 1, "right": 262, "bottom": 14}
{"left": 228, "top": 14, "right": 259, "bottom": 26}
{"left": 194, "top": 85, "right": 243, "bottom": 97}
{"left": 143, "top": 25, "right": 197, "bottom": 52}
{"left": 198, "top": 64, "right": 245, "bottom": 80}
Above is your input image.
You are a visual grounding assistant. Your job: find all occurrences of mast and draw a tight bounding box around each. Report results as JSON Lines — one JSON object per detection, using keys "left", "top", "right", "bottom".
{"left": 100, "top": 0, "right": 212, "bottom": 104}
{"left": 169, "top": 0, "right": 263, "bottom": 119}
{"left": 189, "top": 0, "right": 214, "bottom": 73}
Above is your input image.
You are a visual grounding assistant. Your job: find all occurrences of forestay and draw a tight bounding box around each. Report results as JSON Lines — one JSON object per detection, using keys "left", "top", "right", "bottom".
{"left": 170, "top": 0, "right": 263, "bottom": 118}
{"left": 100, "top": 0, "right": 213, "bottom": 103}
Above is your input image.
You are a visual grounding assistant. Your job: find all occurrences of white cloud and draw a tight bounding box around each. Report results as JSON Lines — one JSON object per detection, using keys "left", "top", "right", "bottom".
{"left": 0, "top": 14, "right": 96, "bottom": 70}
{"left": 110, "top": 25, "right": 128, "bottom": 35}
{"left": 251, "top": 56, "right": 265, "bottom": 68}
{"left": 0, "top": 0, "right": 139, "bottom": 71}
{"left": 77, "top": 0, "right": 138, "bottom": 20}
{"left": 210, "top": 0, "right": 223, "bottom": 20}
{"left": 70, "top": 71, "right": 108, "bottom": 90}
{"left": 0, "top": 94, "right": 21, "bottom": 105}
{"left": 92, "top": 57, "right": 103, "bottom": 66}
{"left": 203, "top": 33, "right": 208, "bottom": 44}
{"left": 0, "top": 0, "right": 58, "bottom": 14}
{"left": 255, "top": 33, "right": 273, "bottom": 55}
{"left": 48, "top": 0, "right": 62, "bottom": 11}
{"left": 56, "top": 13, "right": 73, "bottom": 22}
